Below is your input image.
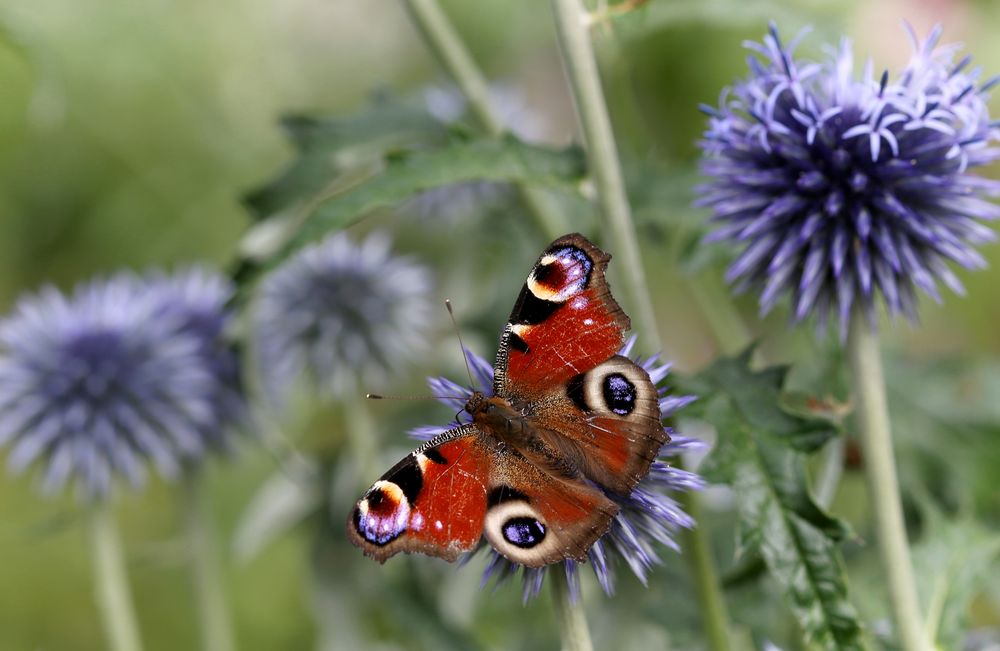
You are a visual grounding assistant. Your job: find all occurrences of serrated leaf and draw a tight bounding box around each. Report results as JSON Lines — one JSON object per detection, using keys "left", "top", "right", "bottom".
{"left": 780, "top": 391, "right": 852, "bottom": 430}
{"left": 690, "top": 352, "right": 863, "bottom": 650}
{"left": 685, "top": 347, "right": 840, "bottom": 454}
{"left": 233, "top": 137, "right": 586, "bottom": 290}
{"left": 245, "top": 95, "right": 448, "bottom": 219}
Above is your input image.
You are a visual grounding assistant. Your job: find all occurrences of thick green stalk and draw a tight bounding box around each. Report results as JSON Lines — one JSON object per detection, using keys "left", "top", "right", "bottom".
{"left": 182, "top": 472, "right": 237, "bottom": 651}
{"left": 87, "top": 502, "right": 144, "bottom": 651}
{"left": 549, "top": 0, "right": 732, "bottom": 648}
{"left": 549, "top": 0, "right": 657, "bottom": 352}
{"left": 676, "top": 474, "right": 733, "bottom": 651}
{"left": 846, "top": 309, "right": 931, "bottom": 651}
{"left": 399, "top": 0, "right": 568, "bottom": 239}
{"left": 551, "top": 571, "right": 594, "bottom": 651}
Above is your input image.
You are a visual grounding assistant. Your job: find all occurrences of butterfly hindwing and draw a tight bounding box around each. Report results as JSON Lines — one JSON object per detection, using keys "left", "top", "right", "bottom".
{"left": 484, "top": 443, "right": 619, "bottom": 567}
{"left": 542, "top": 354, "right": 666, "bottom": 495}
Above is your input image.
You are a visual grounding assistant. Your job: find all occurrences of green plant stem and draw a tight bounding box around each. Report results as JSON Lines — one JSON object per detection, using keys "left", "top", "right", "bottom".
{"left": 550, "top": 0, "right": 657, "bottom": 352}
{"left": 676, "top": 467, "right": 733, "bottom": 651}
{"left": 846, "top": 309, "right": 931, "bottom": 651}
{"left": 182, "top": 471, "right": 237, "bottom": 651}
{"left": 399, "top": 0, "right": 567, "bottom": 239}
{"left": 87, "top": 502, "right": 144, "bottom": 651}
{"left": 551, "top": 571, "right": 594, "bottom": 651}
{"left": 549, "top": 0, "right": 732, "bottom": 649}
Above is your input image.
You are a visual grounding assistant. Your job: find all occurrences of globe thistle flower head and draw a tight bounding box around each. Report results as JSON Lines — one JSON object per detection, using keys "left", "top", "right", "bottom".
{"left": 415, "top": 337, "right": 703, "bottom": 602}
{"left": 143, "top": 267, "right": 246, "bottom": 453}
{"left": 0, "top": 270, "right": 243, "bottom": 499}
{"left": 253, "top": 232, "right": 433, "bottom": 405}
{"left": 698, "top": 23, "right": 1000, "bottom": 335}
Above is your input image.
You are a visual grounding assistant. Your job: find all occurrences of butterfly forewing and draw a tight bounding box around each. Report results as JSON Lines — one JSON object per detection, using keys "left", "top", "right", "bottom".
{"left": 348, "top": 425, "right": 490, "bottom": 563}
{"left": 494, "top": 234, "right": 630, "bottom": 400}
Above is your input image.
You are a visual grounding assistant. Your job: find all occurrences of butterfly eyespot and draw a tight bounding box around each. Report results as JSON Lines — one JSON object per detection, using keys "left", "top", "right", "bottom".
{"left": 353, "top": 481, "right": 411, "bottom": 546}
{"left": 525, "top": 246, "right": 593, "bottom": 303}
{"left": 484, "top": 498, "right": 558, "bottom": 563}
{"left": 502, "top": 517, "right": 546, "bottom": 548}
{"left": 602, "top": 373, "right": 636, "bottom": 416}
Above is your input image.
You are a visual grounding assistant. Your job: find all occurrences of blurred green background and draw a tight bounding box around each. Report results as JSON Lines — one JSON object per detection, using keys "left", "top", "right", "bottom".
{"left": 1, "top": 0, "right": 999, "bottom": 649}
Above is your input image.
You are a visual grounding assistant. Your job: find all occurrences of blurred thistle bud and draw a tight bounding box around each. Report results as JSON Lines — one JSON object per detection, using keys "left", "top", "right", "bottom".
{"left": 252, "top": 231, "right": 433, "bottom": 405}
{"left": 0, "top": 268, "right": 244, "bottom": 499}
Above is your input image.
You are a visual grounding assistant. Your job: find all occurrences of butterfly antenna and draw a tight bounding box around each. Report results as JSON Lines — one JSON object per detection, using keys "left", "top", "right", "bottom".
{"left": 366, "top": 393, "right": 466, "bottom": 401}
{"left": 445, "top": 299, "right": 476, "bottom": 388}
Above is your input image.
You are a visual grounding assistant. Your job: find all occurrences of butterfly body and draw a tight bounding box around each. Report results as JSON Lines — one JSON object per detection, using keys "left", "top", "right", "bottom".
{"left": 348, "top": 234, "right": 667, "bottom": 568}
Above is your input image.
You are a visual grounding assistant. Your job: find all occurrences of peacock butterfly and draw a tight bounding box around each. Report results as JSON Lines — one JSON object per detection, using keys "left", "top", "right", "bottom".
{"left": 347, "top": 233, "right": 666, "bottom": 567}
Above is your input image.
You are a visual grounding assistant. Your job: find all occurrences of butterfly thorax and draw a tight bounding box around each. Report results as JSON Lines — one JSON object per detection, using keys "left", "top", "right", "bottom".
{"left": 466, "top": 390, "right": 579, "bottom": 480}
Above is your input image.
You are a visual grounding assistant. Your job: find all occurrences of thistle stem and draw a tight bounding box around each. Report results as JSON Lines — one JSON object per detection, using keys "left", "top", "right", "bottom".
{"left": 551, "top": 571, "right": 594, "bottom": 651}
{"left": 182, "top": 471, "right": 237, "bottom": 651}
{"left": 550, "top": 0, "right": 657, "bottom": 352}
{"left": 87, "top": 502, "right": 144, "bottom": 651}
{"left": 549, "top": 0, "right": 732, "bottom": 648}
{"left": 846, "top": 309, "right": 931, "bottom": 651}
{"left": 399, "top": 0, "right": 568, "bottom": 239}
{"left": 676, "top": 472, "right": 732, "bottom": 651}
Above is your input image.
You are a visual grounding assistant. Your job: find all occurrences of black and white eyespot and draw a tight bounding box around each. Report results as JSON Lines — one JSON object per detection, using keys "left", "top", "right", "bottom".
{"left": 526, "top": 246, "right": 593, "bottom": 303}
{"left": 566, "top": 355, "right": 657, "bottom": 420}
{"left": 484, "top": 498, "right": 559, "bottom": 565}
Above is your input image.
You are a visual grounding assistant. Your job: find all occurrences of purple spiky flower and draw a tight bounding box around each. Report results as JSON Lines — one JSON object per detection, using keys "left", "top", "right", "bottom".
{"left": 0, "top": 268, "right": 244, "bottom": 498}
{"left": 698, "top": 24, "right": 1000, "bottom": 334}
{"left": 413, "top": 337, "right": 703, "bottom": 602}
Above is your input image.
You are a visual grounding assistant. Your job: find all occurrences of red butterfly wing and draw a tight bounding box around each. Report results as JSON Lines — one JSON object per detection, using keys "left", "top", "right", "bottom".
{"left": 494, "top": 233, "right": 630, "bottom": 400}
{"left": 348, "top": 425, "right": 489, "bottom": 563}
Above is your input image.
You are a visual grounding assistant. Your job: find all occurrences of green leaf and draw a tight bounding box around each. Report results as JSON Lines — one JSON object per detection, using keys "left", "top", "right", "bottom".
{"left": 912, "top": 507, "right": 1000, "bottom": 649}
{"left": 688, "top": 352, "right": 864, "bottom": 650}
{"left": 684, "top": 347, "right": 841, "bottom": 455}
{"left": 883, "top": 355, "right": 1000, "bottom": 514}
{"left": 232, "top": 461, "right": 322, "bottom": 563}
{"left": 233, "top": 137, "right": 586, "bottom": 290}
{"left": 245, "top": 94, "right": 449, "bottom": 219}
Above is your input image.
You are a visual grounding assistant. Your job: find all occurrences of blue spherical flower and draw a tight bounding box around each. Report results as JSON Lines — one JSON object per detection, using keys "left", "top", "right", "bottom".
{"left": 144, "top": 267, "right": 246, "bottom": 453}
{"left": 412, "top": 337, "right": 703, "bottom": 602}
{"left": 698, "top": 24, "right": 1000, "bottom": 334}
{"left": 0, "top": 269, "right": 244, "bottom": 498}
{"left": 252, "top": 232, "right": 433, "bottom": 403}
